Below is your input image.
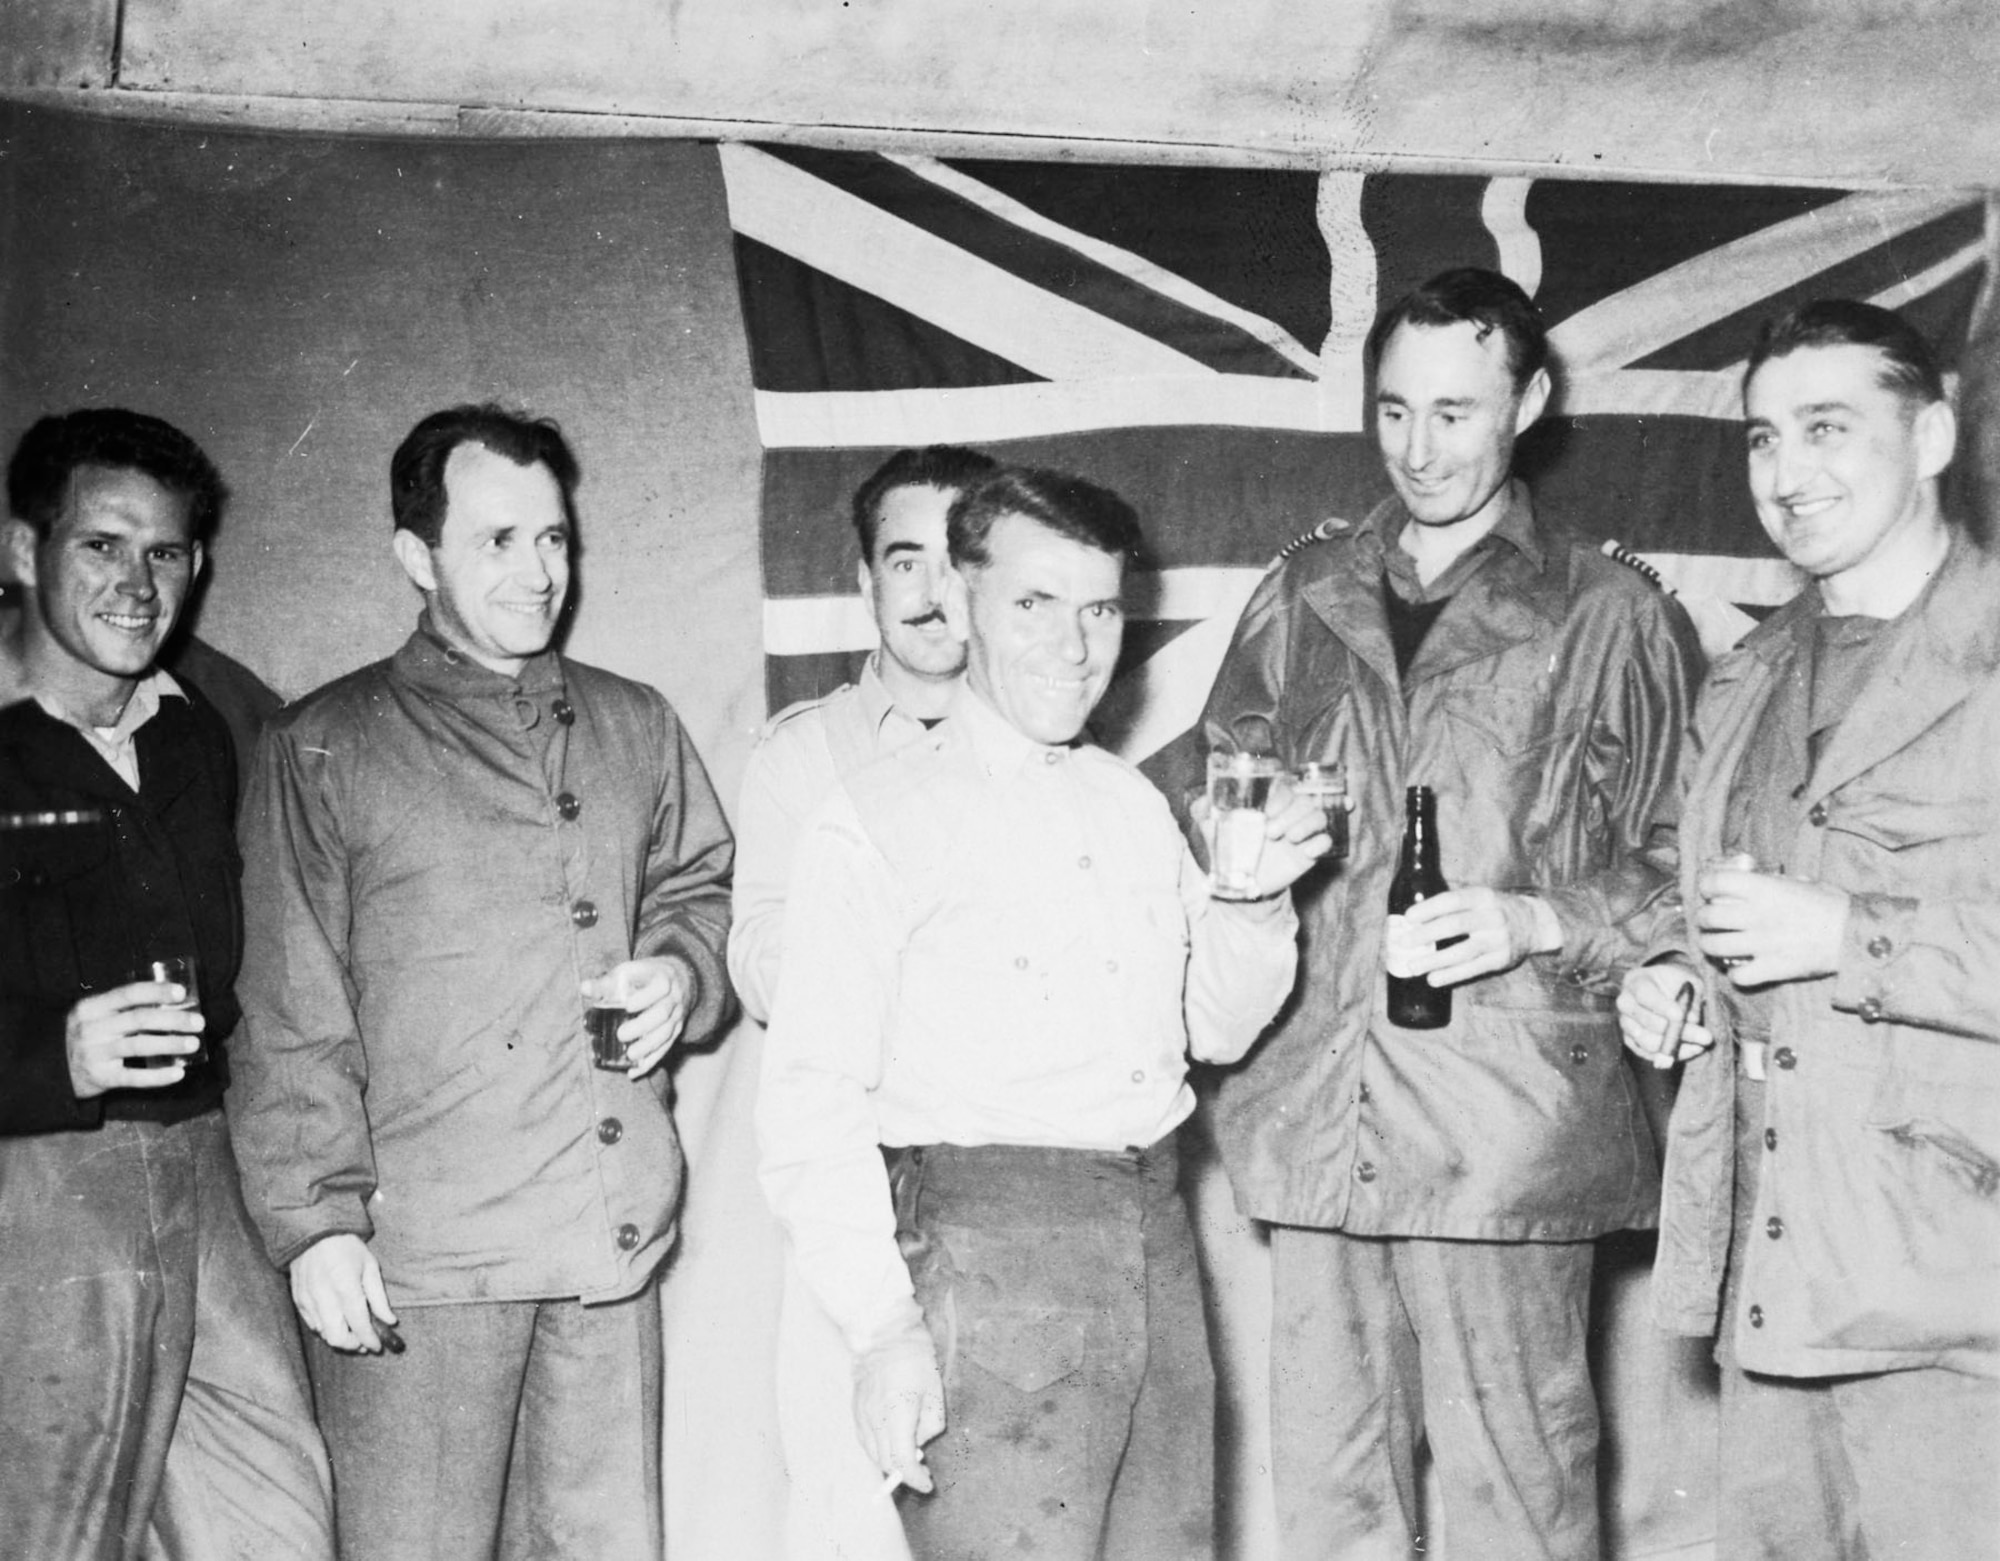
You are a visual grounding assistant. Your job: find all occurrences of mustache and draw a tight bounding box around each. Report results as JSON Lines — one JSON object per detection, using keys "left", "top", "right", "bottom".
{"left": 902, "top": 608, "right": 947, "bottom": 628}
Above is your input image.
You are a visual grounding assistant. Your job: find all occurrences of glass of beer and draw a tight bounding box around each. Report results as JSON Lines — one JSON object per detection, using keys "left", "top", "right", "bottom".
{"left": 1699, "top": 851, "right": 1763, "bottom": 971}
{"left": 1292, "top": 759, "right": 1348, "bottom": 861}
{"left": 128, "top": 953, "right": 206, "bottom": 1069}
{"left": 1206, "top": 750, "right": 1283, "bottom": 900}
{"left": 588, "top": 964, "right": 640, "bottom": 1072}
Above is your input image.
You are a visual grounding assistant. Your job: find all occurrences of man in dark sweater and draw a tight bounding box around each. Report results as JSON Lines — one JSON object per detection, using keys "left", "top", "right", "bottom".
{"left": 0, "top": 408, "right": 332, "bottom": 1560}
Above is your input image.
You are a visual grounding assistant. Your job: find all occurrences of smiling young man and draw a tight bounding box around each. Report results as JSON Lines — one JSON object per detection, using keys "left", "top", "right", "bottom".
{"left": 757, "top": 466, "right": 1329, "bottom": 1560}
{"left": 1618, "top": 300, "right": 2000, "bottom": 1557}
{"left": 1187, "top": 268, "right": 1703, "bottom": 1560}
{"left": 0, "top": 408, "right": 334, "bottom": 1559}
{"left": 228, "top": 403, "right": 734, "bottom": 1561}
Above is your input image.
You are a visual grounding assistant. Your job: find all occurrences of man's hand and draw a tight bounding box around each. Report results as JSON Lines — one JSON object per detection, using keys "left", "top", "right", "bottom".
{"left": 1190, "top": 781, "right": 1337, "bottom": 900}
{"left": 1397, "top": 888, "right": 1558, "bottom": 987}
{"left": 65, "top": 980, "right": 203, "bottom": 1099}
{"left": 1616, "top": 961, "right": 1713, "bottom": 1070}
{"left": 1695, "top": 868, "right": 1850, "bottom": 986}
{"left": 289, "top": 1233, "right": 398, "bottom": 1354}
{"left": 854, "top": 1331, "right": 946, "bottom": 1495}
{"left": 580, "top": 955, "right": 695, "bottom": 1078}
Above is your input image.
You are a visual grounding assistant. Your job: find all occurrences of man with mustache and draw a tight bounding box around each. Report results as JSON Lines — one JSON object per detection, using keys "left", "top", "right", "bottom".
{"left": 730, "top": 444, "right": 997, "bottom": 1023}
{"left": 1618, "top": 300, "right": 2000, "bottom": 1556}
{"left": 1191, "top": 267, "right": 1702, "bottom": 1560}
{"left": 228, "top": 403, "right": 735, "bottom": 1560}
{"left": 758, "top": 466, "right": 1329, "bottom": 1558}
{"left": 730, "top": 444, "right": 997, "bottom": 1560}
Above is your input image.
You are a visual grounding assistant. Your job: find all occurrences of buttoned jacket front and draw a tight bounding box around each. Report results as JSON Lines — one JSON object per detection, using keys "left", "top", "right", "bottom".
{"left": 1198, "top": 491, "right": 1702, "bottom": 1238}
{"left": 230, "top": 623, "right": 734, "bottom": 1306}
{"left": 1642, "top": 536, "right": 2000, "bottom": 1379}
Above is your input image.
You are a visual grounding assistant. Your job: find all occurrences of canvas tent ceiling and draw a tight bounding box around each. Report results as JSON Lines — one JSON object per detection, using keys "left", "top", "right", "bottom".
{"left": 2, "top": 0, "right": 1996, "bottom": 188}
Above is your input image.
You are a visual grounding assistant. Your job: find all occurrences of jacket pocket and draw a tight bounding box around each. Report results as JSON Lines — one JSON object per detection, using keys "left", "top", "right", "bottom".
{"left": 2, "top": 813, "right": 115, "bottom": 992}
{"left": 1826, "top": 789, "right": 1989, "bottom": 853}
{"left": 1438, "top": 682, "right": 1577, "bottom": 759}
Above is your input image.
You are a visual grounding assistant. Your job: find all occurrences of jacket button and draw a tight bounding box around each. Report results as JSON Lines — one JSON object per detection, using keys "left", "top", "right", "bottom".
{"left": 1569, "top": 1043, "right": 1590, "bottom": 1065}
{"left": 1748, "top": 1304, "right": 1764, "bottom": 1328}
{"left": 1774, "top": 1047, "right": 1797, "bottom": 1070}
{"left": 1866, "top": 935, "right": 1892, "bottom": 959}
{"left": 1077, "top": 855, "right": 1091, "bottom": 869}
{"left": 1858, "top": 997, "right": 1884, "bottom": 1023}
{"left": 615, "top": 1223, "right": 640, "bottom": 1251}
{"left": 1764, "top": 1127, "right": 1778, "bottom": 1151}
{"left": 1766, "top": 1215, "right": 1784, "bottom": 1239}
{"left": 1355, "top": 1161, "right": 1377, "bottom": 1183}
{"left": 571, "top": 900, "right": 598, "bottom": 928}
{"left": 1807, "top": 801, "right": 1828, "bottom": 826}
{"left": 557, "top": 792, "right": 581, "bottom": 821}
{"left": 598, "top": 1117, "right": 623, "bottom": 1145}
{"left": 553, "top": 699, "right": 575, "bottom": 726}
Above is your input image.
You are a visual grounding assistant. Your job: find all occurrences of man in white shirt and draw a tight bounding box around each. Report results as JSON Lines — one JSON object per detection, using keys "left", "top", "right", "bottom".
{"left": 730, "top": 444, "right": 994, "bottom": 1561}
{"left": 758, "top": 466, "right": 1328, "bottom": 1560}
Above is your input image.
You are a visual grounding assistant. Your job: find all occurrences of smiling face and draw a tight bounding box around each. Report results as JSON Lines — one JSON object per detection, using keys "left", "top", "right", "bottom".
{"left": 859, "top": 482, "right": 966, "bottom": 697}
{"left": 394, "top": 442, "right": 572, "bottom": 677}
{"left": 947, "top": 511, "right": 1125, "bottom": 747}
{"left": 1373, "top": 319, "right": 1548, "bottom": 534}
{"left": 5, "top": 463, "right": 202, "bottom": 708}
{"left": 1744, "top": 342, "right": 1955, "bottom": 600}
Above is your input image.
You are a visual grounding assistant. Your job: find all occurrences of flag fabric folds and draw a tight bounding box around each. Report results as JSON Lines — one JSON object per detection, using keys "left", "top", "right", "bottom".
{"left": 722, "top": 142, "right": 1986, "bottom": 761}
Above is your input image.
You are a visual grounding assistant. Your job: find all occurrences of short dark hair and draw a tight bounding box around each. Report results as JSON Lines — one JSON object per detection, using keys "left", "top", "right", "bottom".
{"left": 1744, "top": 299, "right": 1947, "bottom": 408}
{"left": 947, "top": 467, "right": 1145, "bottom": 571}
{"left": 391, "top": 403, "right": 581, "bottom": 547}
{"left": 851, "top": 445, "right": 998, "bottom": 562}
{"left": 1365, "top": 267, "right": 1550, "bottom": 392}
{"left": 7, "top": 408, "right": 227, "bottom": 542}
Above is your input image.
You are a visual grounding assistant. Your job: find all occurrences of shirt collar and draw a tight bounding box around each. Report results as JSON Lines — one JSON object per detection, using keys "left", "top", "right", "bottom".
{"left": 951, "top": 681, "right": 1075, "bottom": 780}
{"left": 856, "top": 653, "right": 933, "bottom": 739}
{"left": 32, "top": 666, "right": 183, "bottom": 740}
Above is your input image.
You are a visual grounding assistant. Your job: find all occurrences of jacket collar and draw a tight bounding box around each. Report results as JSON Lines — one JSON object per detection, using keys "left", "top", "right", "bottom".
{"left": 1806, "top": 531, "right": 2000, "bottom": 802}
{"left": 392, "top": 611, "right": 569, "bottom": 702}
{"left": 1299, "top": 482, "right": 1567, "bottom": 691}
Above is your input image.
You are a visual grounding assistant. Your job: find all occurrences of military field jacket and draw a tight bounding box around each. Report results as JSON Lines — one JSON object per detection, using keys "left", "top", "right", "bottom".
{"left": 229, "top": 624, "right": 734, "bottom": 1306}
{"left": 1643, "top": 536, "right": 2000, "bottom": 1379}
{"left": 1196, "top": 491, "right": 1702, "bottom": 1238}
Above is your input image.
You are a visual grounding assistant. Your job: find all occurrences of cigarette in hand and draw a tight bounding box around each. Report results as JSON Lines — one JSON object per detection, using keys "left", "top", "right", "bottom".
{"left": 1657, "top": 980, "right": 1696, "bottom": 1070}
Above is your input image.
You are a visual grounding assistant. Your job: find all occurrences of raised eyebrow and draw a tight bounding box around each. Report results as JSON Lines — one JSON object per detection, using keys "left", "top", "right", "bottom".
{"left": 880, "top": 540, "right": 925, "bottom": 558}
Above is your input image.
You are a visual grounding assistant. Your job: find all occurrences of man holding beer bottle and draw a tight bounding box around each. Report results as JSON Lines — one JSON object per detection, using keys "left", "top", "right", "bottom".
{"left": 1188, "top": 268, "right": 1702, "bottom": 1560}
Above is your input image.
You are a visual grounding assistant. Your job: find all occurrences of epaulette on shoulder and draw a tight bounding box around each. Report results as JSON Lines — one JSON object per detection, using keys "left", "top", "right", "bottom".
{"left": 758, "top": 684, "right": 851, "bottom": 742}
{"left": 1268, "top": 516, "right": 1351, "bottom": 570}
{"left": 1598, "top": 539, "right": 1678, "bottom": 598}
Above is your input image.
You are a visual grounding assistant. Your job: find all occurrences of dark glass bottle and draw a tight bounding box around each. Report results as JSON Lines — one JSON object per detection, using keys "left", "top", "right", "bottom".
{"left": 1386, "top": 785, "right": 1456, "bottom": 1030}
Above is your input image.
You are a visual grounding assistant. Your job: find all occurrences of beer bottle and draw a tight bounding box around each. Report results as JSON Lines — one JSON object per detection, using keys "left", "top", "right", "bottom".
{"left": 1386, "top": 784, "right": 1455, "bottom": 1029}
